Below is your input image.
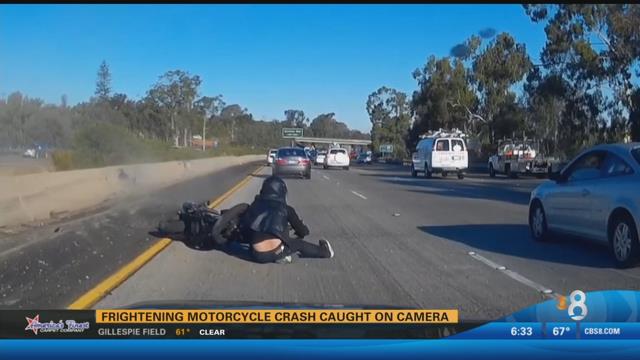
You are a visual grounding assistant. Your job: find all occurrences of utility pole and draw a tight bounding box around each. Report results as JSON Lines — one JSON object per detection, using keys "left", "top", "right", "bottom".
{"left": 231, "top": 119, "right": 235, "bottom": 143}
{"left": 171, "top": 111, "right": 178, "bottom": 147}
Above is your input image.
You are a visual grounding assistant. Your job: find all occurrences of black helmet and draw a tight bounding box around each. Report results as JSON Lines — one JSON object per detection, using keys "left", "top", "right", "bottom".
{"left": 259, "top": 176, "right": 287, "bottom": 202}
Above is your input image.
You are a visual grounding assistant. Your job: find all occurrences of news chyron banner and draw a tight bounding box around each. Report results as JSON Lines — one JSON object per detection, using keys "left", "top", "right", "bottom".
{"left": 5, "top": 290, "right": 640, "bottom": 340}
{"left": 98, "top": 309, "right": 457, "bottom": 324}
{"left": 0, "top": 308, "right": 469, "bottom": 339}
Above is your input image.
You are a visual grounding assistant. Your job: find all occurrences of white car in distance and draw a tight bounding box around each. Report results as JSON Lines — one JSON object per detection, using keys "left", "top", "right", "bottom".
{"left": 23, "top": 148, "right": 36, "bottom": 158}
{"left": 267, "top": 149, "right": 278, "bottom": 166}
{"left": 315, "top": 151, "right": 327, "bottom": 166}
{"left": 324, "top": 148, "right": 350, "bottom": 170}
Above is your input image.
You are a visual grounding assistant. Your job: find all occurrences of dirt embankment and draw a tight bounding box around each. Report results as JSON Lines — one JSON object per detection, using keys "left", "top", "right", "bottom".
{"left": 0, "top": 155, "right": 263, "bottom": 228}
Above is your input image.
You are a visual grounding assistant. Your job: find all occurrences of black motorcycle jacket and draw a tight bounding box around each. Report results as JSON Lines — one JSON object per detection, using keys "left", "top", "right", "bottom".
{"left": 240, "top": 176, "right": 309, "bottom": 244}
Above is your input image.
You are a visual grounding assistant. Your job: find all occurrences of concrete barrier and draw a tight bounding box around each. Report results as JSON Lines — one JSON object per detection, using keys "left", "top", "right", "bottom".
{"left": 0, "top": 155, "right": 262, "bottom": 228}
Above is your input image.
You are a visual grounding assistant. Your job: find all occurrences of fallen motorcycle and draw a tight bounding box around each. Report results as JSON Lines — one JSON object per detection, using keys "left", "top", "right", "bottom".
{"left": 158, "top": 201, "right": 249, "bottom": 248}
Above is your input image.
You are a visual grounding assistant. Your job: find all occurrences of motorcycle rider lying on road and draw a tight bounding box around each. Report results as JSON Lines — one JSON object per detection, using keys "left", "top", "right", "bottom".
{"left": 238, "top": 176, "right": 334, "bottom": 264}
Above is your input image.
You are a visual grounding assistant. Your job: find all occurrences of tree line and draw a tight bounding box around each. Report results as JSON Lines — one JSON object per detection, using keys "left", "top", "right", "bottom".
{"left": 367, "top": 4, "right": 640, "bottom": 160}
{"left": 0, "top": 61, "right": 369, "bottom": 160}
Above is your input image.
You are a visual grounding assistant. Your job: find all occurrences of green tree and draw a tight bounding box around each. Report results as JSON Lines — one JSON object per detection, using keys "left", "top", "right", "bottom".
{"left": 409, "top": 56, "right": 478, "bottom": 151}
{"left": 523, "top": 69, "right": 568, "bottom": 154}
{"left": 366, "top": 86, "right": 411, "bottom": 157}
{"left": 219, "top": 104, "right": 251, "bottom": 144}
{"left": 146, "top": 70, "right": 202, "bottom": 146}
{"left": 0, "top": 92, "right": 45, "bottom": 147}
{"left": 25, "top": 105, "right": 68, "bottom": 148}
{"left": 194, "top": 95, "right": 225, "bottom": 150}
{"left": 524, "top": 4, "right": 640, "bottom": 140}
{"left": 0, "top": 92, "right": 74, "bottom": 148}
{"left": 95, "top": 60, "right": 112, "bottom": 101}
{"left": 308, "top": 113, "right": 351, "bottom": 139}
{"left": 136, "top": 97, "right": 170, "bottom": 140}
{"left": 194, "top": 95, "right": 225, "bottom": 120}
{"left": 284, "top": 109, "right": 308, "bottom": 128}
{"left": 471, "top": 33, "right": 532, "bottom": 143}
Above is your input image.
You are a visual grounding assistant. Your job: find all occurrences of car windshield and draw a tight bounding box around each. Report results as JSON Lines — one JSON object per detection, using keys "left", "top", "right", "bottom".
{"left": 330, "top": 149, "right": 346, "bottom": 154}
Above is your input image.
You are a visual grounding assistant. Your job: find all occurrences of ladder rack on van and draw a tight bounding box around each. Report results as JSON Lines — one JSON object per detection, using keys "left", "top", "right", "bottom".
{"left": 419, "top": 128, "right": 467, "bottom": 139}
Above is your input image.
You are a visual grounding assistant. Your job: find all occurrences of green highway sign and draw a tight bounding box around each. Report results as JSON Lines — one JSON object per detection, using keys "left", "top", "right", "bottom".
{"left": 380, "top": 144, "right": 393, "bottom": 153}
{"left": 282, "top": 128, "right": 304, "bottom": 138}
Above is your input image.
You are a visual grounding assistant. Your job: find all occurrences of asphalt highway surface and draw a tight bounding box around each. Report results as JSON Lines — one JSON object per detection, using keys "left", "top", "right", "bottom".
{"left": 4, "top": 162, "right": 640, "bottom": 320}
{"left": 0, "top": 161, "right": 259, "bottom": 308}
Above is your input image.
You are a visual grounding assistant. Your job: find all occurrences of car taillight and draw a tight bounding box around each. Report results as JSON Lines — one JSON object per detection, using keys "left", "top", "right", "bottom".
{"left": 276, "top": 158, "right": 287, "bottom": 165}
{"left": 299, "top": 158, "right": 310, "bottom": 165}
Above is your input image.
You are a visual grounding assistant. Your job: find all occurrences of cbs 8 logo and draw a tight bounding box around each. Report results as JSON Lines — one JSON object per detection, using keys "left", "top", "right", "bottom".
{"left": 567, "top": 290, "right": 588, "bottom": 321}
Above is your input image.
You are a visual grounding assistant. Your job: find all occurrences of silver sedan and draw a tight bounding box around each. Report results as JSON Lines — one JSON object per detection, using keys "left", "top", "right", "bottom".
{"left": 529, "top": 143, "right": 640, "bottom": 268}
{"left": 272, "top": 147, "right": 311, "bottom": 179}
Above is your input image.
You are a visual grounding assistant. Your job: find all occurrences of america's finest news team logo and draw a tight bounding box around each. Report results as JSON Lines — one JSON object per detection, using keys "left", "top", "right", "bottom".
{"left": 25, "top": 314, "right": 90, "bottom": 335}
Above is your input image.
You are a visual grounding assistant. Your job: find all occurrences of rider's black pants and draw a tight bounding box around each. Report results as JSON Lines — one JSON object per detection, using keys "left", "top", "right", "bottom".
{"left": 251, "top": 237, "right": 328, "bottom": 264}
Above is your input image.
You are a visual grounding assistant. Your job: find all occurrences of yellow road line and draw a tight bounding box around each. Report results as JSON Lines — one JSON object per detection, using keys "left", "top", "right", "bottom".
{"left": 67, "top": 238, "right": 172, "bottom": 309}
{"left": 67, "top": 165, "right": 264, "bottom": 310}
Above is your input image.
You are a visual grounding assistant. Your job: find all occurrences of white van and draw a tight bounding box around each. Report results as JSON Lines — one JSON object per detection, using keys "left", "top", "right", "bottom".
{"left": 411, "top": 132, "right": 468, "bottom": 179}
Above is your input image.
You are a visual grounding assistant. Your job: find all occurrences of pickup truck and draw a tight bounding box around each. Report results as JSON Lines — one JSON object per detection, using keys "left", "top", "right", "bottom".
{"left": 488, "top": 140, "right": 558, "bottom": 178}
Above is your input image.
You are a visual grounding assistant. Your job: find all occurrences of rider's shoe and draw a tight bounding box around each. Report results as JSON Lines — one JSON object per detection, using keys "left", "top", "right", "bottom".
{"left": 319, "top": 239, "right": 334, "bottom": 258}
{"left": 275, "top": 255, "right": 293, "bottom": 264}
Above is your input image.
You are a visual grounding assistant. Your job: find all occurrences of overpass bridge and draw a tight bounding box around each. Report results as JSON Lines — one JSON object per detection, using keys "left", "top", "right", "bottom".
{"left": 292, "top": 137, "right": 371, "bottom": 151}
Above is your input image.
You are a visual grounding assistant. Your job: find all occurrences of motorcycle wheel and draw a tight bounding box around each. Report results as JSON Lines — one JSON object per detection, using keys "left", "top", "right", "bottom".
{"left": 211, "top": 203, "right": 250, "bottom": 246}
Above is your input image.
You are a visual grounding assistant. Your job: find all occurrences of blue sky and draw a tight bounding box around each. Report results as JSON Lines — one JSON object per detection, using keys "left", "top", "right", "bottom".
{"left": 0, "top": 5, "right": 546, "bottom": 132}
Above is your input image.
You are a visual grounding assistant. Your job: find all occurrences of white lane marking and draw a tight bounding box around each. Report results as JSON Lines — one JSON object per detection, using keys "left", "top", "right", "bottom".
{"left": 322, "top": 175, "right": 330, "bottom": 180}
{"left": 350, "top": 190, "right": 367, "bottom": 200}
{"left": 468, "top": 251, "right": 558, "bottom": 298}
